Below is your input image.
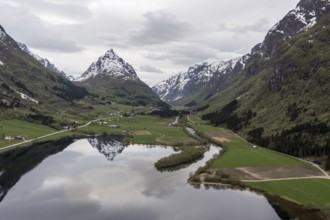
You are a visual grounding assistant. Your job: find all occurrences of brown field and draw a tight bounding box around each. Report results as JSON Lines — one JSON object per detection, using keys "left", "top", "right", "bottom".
{"left": 216, "top": 166, "right": 324, "bottom": 181}
{"left": 212, "top": 137, "right": 230, "bottom": 143}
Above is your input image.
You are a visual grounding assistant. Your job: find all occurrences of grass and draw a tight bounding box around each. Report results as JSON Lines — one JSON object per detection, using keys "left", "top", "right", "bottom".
{"left": 188, "top": 116, "right": 306, "bottom": 168}
{"left": 211, "top": 135, "right": 306, "bottom": 168}
{"left": 78, "top": 115, "right": 198, "bottom": 145}
{"left": 248, "top": 179, "right": 330, "bottom": 208}
{"left": 0, "top": 120, "right": 56, "bottom": 148}
{"left": 0, "top": 114, "right": 198, "bottom": 150}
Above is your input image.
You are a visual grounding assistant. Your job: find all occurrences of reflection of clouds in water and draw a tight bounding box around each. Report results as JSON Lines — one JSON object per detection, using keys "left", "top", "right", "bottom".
{"left": 0, "top": 139, "right": 282, "bottom": 220}
{"left": 66, "top": 139, "right": 96, "bottom": 156}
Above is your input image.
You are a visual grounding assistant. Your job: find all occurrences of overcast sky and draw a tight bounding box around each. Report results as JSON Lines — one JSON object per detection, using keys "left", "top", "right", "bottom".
{"left": 0, "top": 0, "right": 298, "bottom": 85}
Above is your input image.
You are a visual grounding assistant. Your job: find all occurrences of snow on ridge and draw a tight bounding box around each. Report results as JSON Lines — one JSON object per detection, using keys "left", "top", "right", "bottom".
{"left": 268, "top": 0, "right": 327, "bottom": 37}
{"left": 0, "top": 60, "right": 3, "bottom": 66}
{"left": 17, "top": 42, "right": 68, "bottom": 78}
{"left": 77, "top": 49, "right": 138, "bottom": 82}
{"left": 153, "top": 54, "right": 250, "bottom": 102}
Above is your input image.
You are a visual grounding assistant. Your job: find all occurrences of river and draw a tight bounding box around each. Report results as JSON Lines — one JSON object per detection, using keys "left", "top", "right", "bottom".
{"left": 0, "top": 136, "right": 300, "bottom": 220}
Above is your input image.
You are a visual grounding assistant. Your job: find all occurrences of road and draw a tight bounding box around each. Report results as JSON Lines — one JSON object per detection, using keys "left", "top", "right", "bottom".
{"left": 0, "top": 118, "right": 104, "bottom": 152}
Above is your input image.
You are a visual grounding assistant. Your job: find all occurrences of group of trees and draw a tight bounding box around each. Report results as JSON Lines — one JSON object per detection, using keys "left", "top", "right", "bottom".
{"left": 202, "top": 100, "right": 256, "bottom": 132}
{"left": 247, "top": 123, "right": 330, "bottom": 169}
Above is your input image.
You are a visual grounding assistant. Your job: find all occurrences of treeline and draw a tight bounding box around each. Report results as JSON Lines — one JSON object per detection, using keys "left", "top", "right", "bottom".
{"left": 247, "top": 123, "right": 330, "bottom": 170}
{"left": 155, "top": 146, "right": 207, "bottom": 171}
{"left": 247, "top": 122, "right": 330, "bottom": 157}
{"left": 202, "top": 100, "right": 256, "bottom": 132}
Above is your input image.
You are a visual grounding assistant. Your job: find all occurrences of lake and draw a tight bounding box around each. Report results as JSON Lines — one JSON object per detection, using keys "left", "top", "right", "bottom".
{"left": 0, "top": 136, "right": 299, "bottom": 220}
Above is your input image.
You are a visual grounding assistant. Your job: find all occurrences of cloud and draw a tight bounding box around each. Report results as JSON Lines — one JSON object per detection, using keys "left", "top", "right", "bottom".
{"left": 0, "top": 3, "right": 84, "bottom": 52}
{"left": 130, "top": 10, "right": 192, "bottom": 45}
{"left": 4, "top": 0, "right": 92, "bottom": 22}
{"left": 139, "top": 65, "right": 163, "bottom": 73}
{"left": 145, "top": 43, "right": 219, "bottom": 66}
{"left": 218, "top": 18, "right": 271, "bottom": 34}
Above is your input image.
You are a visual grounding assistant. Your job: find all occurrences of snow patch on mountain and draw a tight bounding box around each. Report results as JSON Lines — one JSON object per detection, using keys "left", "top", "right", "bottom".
{"left": 0, "top": 60, "right": 3, "bottom": 66}
{"left": 19, "top": 92, "right": 39, "bottom": 104}
{"left": 77, "top": 49, "right": 138, "bottom": 82}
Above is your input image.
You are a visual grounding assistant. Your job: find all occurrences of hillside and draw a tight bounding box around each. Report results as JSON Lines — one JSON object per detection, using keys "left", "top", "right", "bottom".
{"left": 0, "top": 25, "right": 88, "bottom": 113}
{"left": 201, "top": 5, "right": 330, "bottom": 160}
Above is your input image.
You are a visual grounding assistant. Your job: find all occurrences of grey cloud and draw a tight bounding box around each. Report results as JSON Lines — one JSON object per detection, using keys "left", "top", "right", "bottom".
{"left": 218, "top": 18, "right": 270, "bottom": 34}
{"left": 4, "top": 0, "right": 92, "bottom": 20}
{"left": 146, "top": 44, "right": 218, "bottom": 66}
{"left": 130, "top": 10, "right": 192, "bottom": 45}
{"left": 139, "top": 65, "right": 163, "bottom": 73}
{"left": 0, "top": 3, "right": 83, "bottom": 52}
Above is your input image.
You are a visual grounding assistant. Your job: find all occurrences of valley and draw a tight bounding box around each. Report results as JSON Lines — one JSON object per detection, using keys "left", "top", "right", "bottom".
{"left": 1, "top": 108, "right": 330, "bottom": 219}
{"left": 0, "top": 0, "right": 329, "bottom": 219}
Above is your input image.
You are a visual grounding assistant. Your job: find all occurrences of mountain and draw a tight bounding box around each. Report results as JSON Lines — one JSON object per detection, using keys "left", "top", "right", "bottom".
{"left": 76, "top": 49, "right": 168, "bottom": 107}
{"left": 0, "top": 25, "right": 88, "bottom": 112}
{"left": 16, "top": 42, "right": 69, "bottom": 79}
{"left": 152, "top": 55, "right": 250, "bottom": 105}
{"left": 153, "top": 0, "right": 330, "bottom": 107}
{"left": 201, "top": 0, "right": 330, "bottom": 159}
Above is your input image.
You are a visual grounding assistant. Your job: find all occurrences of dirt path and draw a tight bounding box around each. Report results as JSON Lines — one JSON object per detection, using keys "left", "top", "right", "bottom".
{"left": 187, "top": 115, "right": 195, "bottom": 123}
{"left": 242, "top": 175, "right": 330, "bottom": 183}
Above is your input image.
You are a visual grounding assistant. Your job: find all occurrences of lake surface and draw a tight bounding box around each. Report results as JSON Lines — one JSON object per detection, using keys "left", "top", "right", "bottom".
{"left": 0, "top": 136, "right": 293, "bottom": 220}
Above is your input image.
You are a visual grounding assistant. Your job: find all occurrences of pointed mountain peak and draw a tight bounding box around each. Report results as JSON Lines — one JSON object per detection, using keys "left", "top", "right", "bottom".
{"left": 77, "top": 49, "right": 138, "bottom": 81}
{"left": 104, "top": 48, "right": 120, "bottom": 59}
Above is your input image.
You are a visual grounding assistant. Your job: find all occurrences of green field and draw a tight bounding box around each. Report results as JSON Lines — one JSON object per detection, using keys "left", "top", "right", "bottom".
{"left": 188, "top": 117, "right": 306, "bottom": 168}
{"left": 0, "top": 120, "right": 56, "bottom": 148}
{"left": 248, "top": 178, "right": 330, "bottom": 208}
{"left": 211, "top": 136, "right": 306, "bottom": 168}
{"left": 78, "top": 115, "right": 198, "bottom": 145}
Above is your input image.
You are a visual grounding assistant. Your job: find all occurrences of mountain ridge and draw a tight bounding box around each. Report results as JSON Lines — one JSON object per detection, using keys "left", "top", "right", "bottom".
{"left": 16, "top": 42, "right": 69, "bottom": 79}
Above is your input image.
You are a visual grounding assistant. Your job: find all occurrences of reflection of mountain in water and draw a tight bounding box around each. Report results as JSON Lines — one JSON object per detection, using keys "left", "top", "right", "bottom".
{"left": 0, "top": 138, "right": 73, "bottom": 203}
{"left": 87, "top": 136, "right": 128, "bottom": 161}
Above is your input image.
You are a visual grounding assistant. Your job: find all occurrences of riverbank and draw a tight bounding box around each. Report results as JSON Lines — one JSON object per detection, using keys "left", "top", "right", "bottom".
{"left": 186, "top": 115, "right": 330, "bottom": 219}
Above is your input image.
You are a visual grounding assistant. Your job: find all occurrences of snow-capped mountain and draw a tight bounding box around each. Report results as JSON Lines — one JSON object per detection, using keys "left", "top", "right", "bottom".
{"left": 152, "top": 55, "right": 250, "bottom": 104}
{"left": 77, "top": 49, "right": 138, "bottom": 81}
{"left": 16, "top": 42, "right": 68, "bottom": 79}
{"left": 76, "top": 48, "right": 167, "bottom": 107}
{"left": 153, "top": 0, "right": 329, "bottom": 105}
{"left": 87, "top": 137, "right": 128, "bottom": 161}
